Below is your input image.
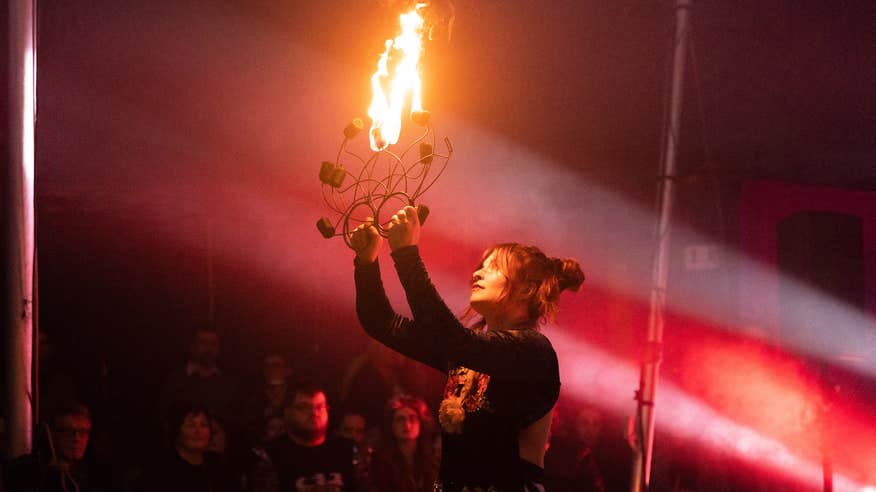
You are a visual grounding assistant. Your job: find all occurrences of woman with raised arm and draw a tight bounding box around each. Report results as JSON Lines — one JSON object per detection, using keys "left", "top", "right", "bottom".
{"left": 351, "top": 206, "right": 585, "bottom": 492}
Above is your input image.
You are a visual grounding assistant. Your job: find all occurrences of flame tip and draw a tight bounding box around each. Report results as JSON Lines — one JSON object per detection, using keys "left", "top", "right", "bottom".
{"left": 367, "top": 4, "right": 428, "bottom": 151}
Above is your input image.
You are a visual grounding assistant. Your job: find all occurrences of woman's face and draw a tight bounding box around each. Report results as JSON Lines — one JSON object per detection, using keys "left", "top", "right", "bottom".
{"left": 392, "top": 407, "right": 421, "bottom": 443}
{"left": 470, "top": 251, "right": 509, "bottom": 316}
{"left": 177, "top": 413, "right": 211, "bottom": 453}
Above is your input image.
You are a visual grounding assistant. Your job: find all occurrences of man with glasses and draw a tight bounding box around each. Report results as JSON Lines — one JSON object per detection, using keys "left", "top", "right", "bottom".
{"left": 4, "top": 402, "right": 114, "bottom": 492}
{"left": 51, "top": 404, "right": 92, "bottom": 467}
{"left": 265, "top": 383, "right": 358, "bottom": 491}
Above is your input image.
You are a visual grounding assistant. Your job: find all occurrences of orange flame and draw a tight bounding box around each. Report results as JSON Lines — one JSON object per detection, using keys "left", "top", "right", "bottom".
{"left": 368, "top": 4, "right": 427, "bottom": 151}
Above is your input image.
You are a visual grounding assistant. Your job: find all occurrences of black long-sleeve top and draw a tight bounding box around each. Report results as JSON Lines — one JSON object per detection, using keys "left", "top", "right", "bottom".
{"left": 354, "top": 246, "right": 560, "bottom": 491}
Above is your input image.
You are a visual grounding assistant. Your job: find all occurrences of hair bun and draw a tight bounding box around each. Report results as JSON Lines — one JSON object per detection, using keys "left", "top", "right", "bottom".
{"left": 555, "top": 257, "right": 585, "bottom": 292}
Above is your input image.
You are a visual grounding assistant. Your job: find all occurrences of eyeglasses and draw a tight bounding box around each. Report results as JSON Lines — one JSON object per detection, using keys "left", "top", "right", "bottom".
{"left": 292, "top": 403, "right": 329, "bottom": 414}
{"left": 56, "top": 427, "right": 91, "bottom": 438}
{"left": 394, "top": 414, "right": 420, "bottom": 424}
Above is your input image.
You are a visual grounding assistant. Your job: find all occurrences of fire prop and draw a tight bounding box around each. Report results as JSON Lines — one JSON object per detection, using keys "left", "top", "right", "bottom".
{"left": 317, "top": 3, "right": 453, "bottom": 248}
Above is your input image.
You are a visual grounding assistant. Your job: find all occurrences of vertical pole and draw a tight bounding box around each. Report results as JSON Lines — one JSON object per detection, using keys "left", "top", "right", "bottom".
{"left": 206, "top": 218, "right": 216, "bottom": 330}
{"left": 630, "top": 0, "right": 690, "bottom": 490}
{"left": 5, "top": 0, "right": 37, "bottom": 460}
{"left": 819, "top": 363, "right": 834, "bottom": 492}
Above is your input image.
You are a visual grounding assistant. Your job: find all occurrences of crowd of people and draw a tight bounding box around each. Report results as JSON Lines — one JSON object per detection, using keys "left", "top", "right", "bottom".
{"left": 1, "top": 326, "right": 630, "bottom": 492}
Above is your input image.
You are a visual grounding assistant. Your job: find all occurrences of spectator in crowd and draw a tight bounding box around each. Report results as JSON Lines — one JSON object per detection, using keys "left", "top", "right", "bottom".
{"left": 242, "top": 416, "right": 286, "bottom": 492}
{"left": 158, "top": 328, "right": 236, "bottom": 426}
{"left": 241, "top": 353, "right": 293, "bottom": 444}
{"left": 261, "top": 353, "right": 293, "bottom": 383}
{"left": 4, "top": 402, "right": 115, "bottom": 492}
{"left": 544, "top": 403, "right": 631, "bottom": 492}
{"left": 139, "top": 403, "right": 235, "bottom": 492}
{"left": 266, "top": 382, "right": 357, "bottom": 491}
{"left": 333, "top": 411, "right": 373, "bottom": 490}
{"left": 368, "top": 395, "right": 437, "bottom": 492}
{"left": 334, "top": 413, "right": 366, "bottom": 447}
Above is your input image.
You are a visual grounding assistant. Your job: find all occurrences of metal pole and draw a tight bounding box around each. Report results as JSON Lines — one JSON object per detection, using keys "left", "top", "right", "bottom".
{"left": 630, "top": 0, "right": 690, "bottom": 490}
{"left": 206, "top": 218, "right": 216, "bottom": 330}
{"left": 5, "top": 0, "right": 37, "bottom": 460}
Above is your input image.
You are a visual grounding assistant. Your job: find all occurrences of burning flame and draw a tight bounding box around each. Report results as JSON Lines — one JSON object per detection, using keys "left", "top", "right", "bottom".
{"left": 368, "top": 4, "right": 427, "bottom": 151}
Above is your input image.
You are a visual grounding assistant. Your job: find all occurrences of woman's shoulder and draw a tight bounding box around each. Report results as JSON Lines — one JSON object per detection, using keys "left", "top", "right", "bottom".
{"left": 483, "top": 329, "right": 559, "bottom": 376}
{"left": 490, "top": 328, "right": 556, "bottom": 352}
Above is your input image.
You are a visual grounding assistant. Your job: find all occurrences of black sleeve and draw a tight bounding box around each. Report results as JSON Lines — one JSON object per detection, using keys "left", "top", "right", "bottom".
{"left": 354, "top": 256, "right": 446, "bottom": 371}
{"left": 390, "top": 246, "right": 556, "bottom": 381}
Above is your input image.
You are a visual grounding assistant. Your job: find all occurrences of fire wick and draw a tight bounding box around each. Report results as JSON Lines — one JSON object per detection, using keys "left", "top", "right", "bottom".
{"left": 316, "top": 114, "right": 453, "bottom": 250}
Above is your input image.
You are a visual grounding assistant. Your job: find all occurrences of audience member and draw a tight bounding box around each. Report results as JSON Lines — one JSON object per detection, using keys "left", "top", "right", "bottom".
{"left": 333, "top": 412, "right": 372, "bottom": 490}
{"left": 334, "top": 413, "right": 366, "bottom": 447}
{"left": 158, "top": 328, "right": 237, "bottom": 426}
{"left": 4, "top": 403, "right": 115, "bottom": 492}
{"left": 368, "top": 395, "right": 437, "bottom": 492}
{"left": 139, "top": 403, "right": 235, "bottom": 492}
{"left": 261, "top": 353, "right": 293, "bottom": 383}
{"left": 544, "top": 403, "right": 631, "bottom": 492}
{"left": 242, "top": 417, "right": 285, "bottom": 492}
{"left": 241, "top": 353, "right": 293, "bottom": 443}
{"left": 266, "top": 382, "right": 358, "bottom": 491}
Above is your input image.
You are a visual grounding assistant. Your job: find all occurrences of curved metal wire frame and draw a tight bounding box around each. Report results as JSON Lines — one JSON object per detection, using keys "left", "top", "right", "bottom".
{"left": 320, "top": 121, "right": 453, "bottom": 249}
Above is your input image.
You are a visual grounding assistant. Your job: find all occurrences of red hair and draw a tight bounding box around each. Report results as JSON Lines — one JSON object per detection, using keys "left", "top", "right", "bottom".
{"left": 466, "top": 243, "right": 585, "bottom": 328}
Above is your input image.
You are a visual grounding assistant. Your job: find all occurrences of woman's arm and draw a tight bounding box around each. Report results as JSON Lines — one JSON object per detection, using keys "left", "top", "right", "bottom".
{"left": 353, "top": 258, "right": 446, "bottom": 371}
{"left": 383, "top": 207, "right": 553, "bottom": 379}
{"left": 390, "top": 245, "right": 555, "bottom": 379}
{"left": 351, "top": 217, "right": 445, "bottom": 371}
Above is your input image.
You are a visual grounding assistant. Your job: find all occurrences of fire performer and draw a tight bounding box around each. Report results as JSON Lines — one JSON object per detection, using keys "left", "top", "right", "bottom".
{"left": 350, "top": 205, "right": 584, "bottom": 491}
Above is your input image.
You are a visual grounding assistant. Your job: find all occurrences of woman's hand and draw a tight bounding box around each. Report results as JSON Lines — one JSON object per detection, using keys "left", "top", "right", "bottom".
{"left": 350, "top": 217, "right": 382, "bottom": 264}
{"left": 387, "top": 205, "right": 420, "bottom": 252}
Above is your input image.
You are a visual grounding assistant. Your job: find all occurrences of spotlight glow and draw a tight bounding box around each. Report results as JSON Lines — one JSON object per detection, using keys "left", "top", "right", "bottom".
{"left": 547, "top": 328, "right": 876, "bottom": 490}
